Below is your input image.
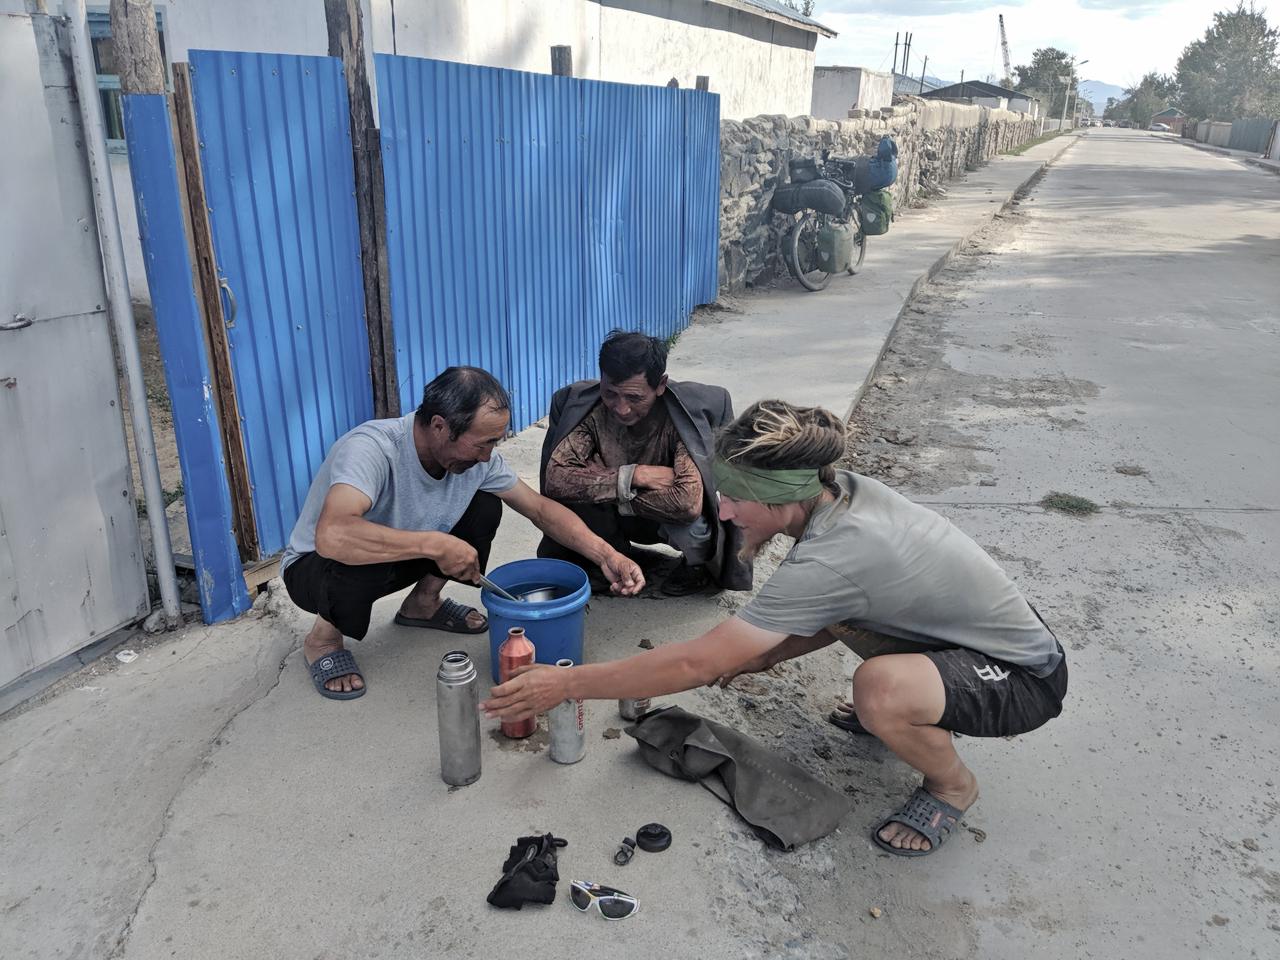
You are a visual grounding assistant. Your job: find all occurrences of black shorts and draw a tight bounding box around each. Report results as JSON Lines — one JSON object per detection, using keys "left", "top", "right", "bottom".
{"left": 835, "top": 625, "right": 1067, "bottom": 738}
{"left": 922, "top": 644, "right": 1067, "bottom": 738}
{"left": 282, "top": 492, "right": 502, "bottom": 640}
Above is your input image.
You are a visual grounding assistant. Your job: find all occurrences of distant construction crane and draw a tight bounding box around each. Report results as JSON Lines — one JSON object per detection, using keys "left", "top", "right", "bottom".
{"left": 998, "top": 14, "right": 1013, "bottom": 88}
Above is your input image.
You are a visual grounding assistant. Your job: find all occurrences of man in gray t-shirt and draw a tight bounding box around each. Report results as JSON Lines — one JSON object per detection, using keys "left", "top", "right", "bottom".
{"left": 738, "top": 471, "right": 1062, "bottom": 678}
{"left": 282, "top": 367, "right": 644, "bottom": 701}
{"left": 482, "top": 400, "right": 1068, "bottom": 861}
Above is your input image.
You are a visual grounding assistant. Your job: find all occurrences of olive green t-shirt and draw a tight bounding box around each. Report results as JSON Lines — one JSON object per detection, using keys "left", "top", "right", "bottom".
{"left": 738, "top": 470, "right": 1062, "bottom": 677}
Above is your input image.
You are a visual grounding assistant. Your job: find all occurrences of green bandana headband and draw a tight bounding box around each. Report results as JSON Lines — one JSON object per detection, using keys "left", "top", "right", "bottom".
{"left": 713, "top": 458, "right": 824, "bottom": 505}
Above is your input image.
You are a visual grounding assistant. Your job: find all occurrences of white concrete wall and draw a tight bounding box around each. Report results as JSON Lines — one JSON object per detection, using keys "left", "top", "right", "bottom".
{"left": 858, "top": 69, "right": 894, "bottom": 113}
{"left": 810, "top": 67, "right": 858, "bottom": 120}
{"left": 1008, "top": 96, "right": 1037, "bottom": 118}
{"left": 375, "top": 0, "right": 816, "bottom": 119}
{"left": 913, "top": 99, "right": 1026, "bottom": 132}
{"left": 811, "top": 66, "right": 891, "bottom": 119}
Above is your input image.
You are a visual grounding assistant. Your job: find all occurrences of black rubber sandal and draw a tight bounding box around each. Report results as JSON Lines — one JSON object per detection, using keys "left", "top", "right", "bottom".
{"left": 827, "top": 704, "right": 872, "bottom": 735}
{"left": 660, "top": 560, "right": 714, "bottom": 597}
{"left": 394, "top": 597, "right": 487, "bottom": 635}
{"left": 872, "top": 787, "right": 965, "bottom": 857}
{"left": 307, "top": 648, "right": 366, "bottom": 701}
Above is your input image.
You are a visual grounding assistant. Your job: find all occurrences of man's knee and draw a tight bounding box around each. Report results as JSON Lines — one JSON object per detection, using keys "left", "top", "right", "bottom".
{"left": 852, "top": 657, "right": 915, "bottom": 730}
{"left": 852, "top": 655, "right": 945, "bottom": 730}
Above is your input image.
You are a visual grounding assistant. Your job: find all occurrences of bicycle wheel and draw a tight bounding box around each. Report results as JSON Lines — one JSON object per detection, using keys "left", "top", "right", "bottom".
{"left": 847, "top": 208, "right": 868, "bottom": 275}
{"left": 784, "top": 211, "right": 832, "bottom": 292}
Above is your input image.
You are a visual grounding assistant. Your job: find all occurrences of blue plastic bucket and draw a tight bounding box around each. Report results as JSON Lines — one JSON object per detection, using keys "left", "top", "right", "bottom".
{"left": 482, "top": 558, "right": 591, "bottom": 683}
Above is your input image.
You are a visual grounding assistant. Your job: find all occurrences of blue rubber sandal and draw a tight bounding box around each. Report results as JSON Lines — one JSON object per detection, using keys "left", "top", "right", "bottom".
{"left": 307, "top": 648, "right": 366, "bottom": 701}
{"left": 873, "top": 787, "right": 965, "bottom": 857}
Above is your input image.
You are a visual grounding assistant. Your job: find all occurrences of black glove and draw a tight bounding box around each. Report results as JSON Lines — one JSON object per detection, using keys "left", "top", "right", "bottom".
{"left": 486, "top": 833, "right": 568, "bottom": 910}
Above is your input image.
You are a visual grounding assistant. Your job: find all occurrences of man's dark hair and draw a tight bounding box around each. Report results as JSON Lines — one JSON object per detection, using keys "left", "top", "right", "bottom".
{"left": 415, "top": 366, "right": 510, "bottom": 439}
{"left": 598, "top": 330, "right": 668, "bottom": 388}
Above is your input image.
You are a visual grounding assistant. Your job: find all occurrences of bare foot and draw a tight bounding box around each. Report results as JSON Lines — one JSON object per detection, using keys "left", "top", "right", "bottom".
{"left": 304, "top": 623, "right": 364, "bottom": 695}
{"left": 877, "top": 769, "right": 979, "bottom": 853}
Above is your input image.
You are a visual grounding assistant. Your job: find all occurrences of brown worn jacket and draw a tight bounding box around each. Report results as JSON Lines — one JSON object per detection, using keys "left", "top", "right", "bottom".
{"left": 539, "top": 379, "right": 753, "bottom": 591}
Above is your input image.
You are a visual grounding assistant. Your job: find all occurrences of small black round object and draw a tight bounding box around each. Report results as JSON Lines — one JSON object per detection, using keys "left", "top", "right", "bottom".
{"left": 635, "top": 822, "right": 672, "bottom": 853}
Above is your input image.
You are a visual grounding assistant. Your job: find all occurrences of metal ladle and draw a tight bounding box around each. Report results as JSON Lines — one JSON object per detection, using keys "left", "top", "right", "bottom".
{"left": 477, "top": 573, "right": 520, "bottom": 602}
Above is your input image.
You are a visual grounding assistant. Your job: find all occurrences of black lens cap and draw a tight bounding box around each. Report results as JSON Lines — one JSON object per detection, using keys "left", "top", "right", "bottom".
{"left": 635, "top": 822, "right": 672, "bottom": 853}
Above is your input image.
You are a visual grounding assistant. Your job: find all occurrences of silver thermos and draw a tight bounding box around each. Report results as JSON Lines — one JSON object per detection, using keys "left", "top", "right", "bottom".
{"left": 436, "top": 651, "right": 482, "bottom": 786}
{"left": 548, "top": 658, "right": 586, "bottom": 764}
{"left": 619, "top": 697, "right": 652, "bottom": 721}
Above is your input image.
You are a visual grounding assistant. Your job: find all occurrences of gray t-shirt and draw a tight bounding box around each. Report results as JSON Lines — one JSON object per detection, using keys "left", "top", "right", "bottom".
{"left": 281, "top": 414, "right": 518, "bottom": 571}
{"left": 739, "top": 470, "right": 1061, "bottom": 677}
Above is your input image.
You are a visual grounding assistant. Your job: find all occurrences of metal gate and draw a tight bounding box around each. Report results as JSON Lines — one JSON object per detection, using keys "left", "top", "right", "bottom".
{"left": 376, "top": 56, "right": 721, "bottom": 430}
{"left": 186, "top": 50, "right": 374, "bottom": 556}
{"left": 0, "top": 14, "right": 148, "bottom": 688}
{"left": 1227, "top": 117, "right": 1277, "bottom": 154}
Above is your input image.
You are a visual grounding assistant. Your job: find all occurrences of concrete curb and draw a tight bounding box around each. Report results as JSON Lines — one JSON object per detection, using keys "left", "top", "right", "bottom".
{"left": 841, "top": 134, "right": 1083, "bottom": 423}
{"left": 1169, "top": 136, "right": 1280, "bottom": 175}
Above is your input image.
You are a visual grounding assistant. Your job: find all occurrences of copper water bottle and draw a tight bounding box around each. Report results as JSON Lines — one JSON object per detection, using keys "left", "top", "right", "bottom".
{"left": 498, "top": 627, "right": 537, "bottom": 739}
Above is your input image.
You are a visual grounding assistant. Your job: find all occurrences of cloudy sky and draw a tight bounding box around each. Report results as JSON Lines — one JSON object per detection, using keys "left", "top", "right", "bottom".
{"left": 811, "top": 0, "right": 1239, "bottom": 89}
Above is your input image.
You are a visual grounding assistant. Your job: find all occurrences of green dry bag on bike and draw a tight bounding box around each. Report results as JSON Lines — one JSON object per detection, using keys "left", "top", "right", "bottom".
{"left": 859, "top": 189, "right": 893, "bottom": 236}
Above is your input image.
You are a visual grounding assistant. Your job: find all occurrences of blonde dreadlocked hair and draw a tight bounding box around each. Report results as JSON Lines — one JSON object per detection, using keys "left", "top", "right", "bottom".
{"left": 716, "top": 400, "right": 848, "bottom": 496}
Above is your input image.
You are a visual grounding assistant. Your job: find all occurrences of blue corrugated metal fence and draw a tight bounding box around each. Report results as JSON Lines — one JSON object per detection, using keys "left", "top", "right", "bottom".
{"left": 188, "top": 50, "right": 373, "bottom": 555}
{"left": 166, "top": 49, "right": 717, "bottom": 588}
{"left": 377, "top": 56, "right": 720, "bottom": 429}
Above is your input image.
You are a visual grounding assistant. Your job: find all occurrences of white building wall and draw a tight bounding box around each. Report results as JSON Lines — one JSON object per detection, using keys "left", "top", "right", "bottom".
{"left": 810, "top": 66, "right": 892, "bottom": 119}
{"left": 1007, "top": 96, "right": 1037, "bottom": 118}
{"left": 374, "top": 0, "right": 815, "bottom": 119}
{"left": 94, "top": 0, "right": 820, "bottom": 301}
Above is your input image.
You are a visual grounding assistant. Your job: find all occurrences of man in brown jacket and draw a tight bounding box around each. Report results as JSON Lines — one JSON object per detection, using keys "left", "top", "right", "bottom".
{"left": 538, "top": 331, "right": 751, "bottom": 595}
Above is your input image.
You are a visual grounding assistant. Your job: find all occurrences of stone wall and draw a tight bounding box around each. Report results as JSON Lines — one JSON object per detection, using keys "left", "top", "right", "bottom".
{"left": 719, "top": 97, "right": 1039, "bottom": 292}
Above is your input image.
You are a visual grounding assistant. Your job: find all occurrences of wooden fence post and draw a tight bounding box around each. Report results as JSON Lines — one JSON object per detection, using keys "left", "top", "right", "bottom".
{"left": 550, "top": 45, "right": 573, "bottom": 77}
{"left": 171, "top": 65, "right": 260, "bottom": 562}
{"left": 327, "top": 0, "right": 399, "bottom": 418}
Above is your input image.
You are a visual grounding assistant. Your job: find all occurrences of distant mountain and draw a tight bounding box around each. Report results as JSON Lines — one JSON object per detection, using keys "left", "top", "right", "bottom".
{"left": 1079, "top": 80, "right": 1126, "bottom": 113}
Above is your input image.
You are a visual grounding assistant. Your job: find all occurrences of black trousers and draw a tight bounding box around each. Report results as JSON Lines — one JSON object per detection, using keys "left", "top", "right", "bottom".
{"left": 283, "top": 492, "right": 503, "bottom": 640}
{"left": 535, "top": 502, "right": 663, "bottom": 576}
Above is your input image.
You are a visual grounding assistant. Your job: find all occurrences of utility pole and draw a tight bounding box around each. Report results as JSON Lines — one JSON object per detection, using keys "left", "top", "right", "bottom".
{"left": 1058, "top": 58, "right": 1089, "bottom": 130}
{"left": 1058, "top": 61, "right": 1073, "bottom": 131}
{"left": 919, "top": 56, "right": 928, "bottom": 94}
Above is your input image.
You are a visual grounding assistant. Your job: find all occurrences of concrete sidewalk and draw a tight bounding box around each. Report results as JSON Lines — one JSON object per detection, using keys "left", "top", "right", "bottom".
{"left": 677, "top": 131, "right": 1081, "bottom": 417}
{"left": 1169, "top": 133, "right": 1280, "bottom": 174}
{"left": 1, "top": 132, "right": 1080, "bottom": 960}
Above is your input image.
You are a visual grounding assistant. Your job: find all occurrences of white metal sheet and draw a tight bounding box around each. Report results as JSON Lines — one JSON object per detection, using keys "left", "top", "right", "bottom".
{"left": 0, "top": 13, "right": 148, "bottom": 688}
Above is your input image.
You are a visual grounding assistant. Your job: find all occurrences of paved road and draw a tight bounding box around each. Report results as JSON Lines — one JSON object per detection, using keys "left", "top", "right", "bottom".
{"left": 837, "top": 127, "right": 1280, "bottom": 957}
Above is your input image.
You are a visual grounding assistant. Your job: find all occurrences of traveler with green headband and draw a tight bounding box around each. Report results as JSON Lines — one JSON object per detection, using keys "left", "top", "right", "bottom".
{"left": 484, "top": 399, "right": 1067, "bottom": 859}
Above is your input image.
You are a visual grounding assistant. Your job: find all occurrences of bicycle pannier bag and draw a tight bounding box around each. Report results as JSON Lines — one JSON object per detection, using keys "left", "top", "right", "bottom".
{"left": 770, "top": 179, "right": 846, "bottom": 217}
{"left": 859, "top": 189, "right": 893, "bottom": 236}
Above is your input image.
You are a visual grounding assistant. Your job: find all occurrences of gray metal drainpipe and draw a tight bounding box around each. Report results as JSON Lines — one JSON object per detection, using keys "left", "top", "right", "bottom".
{"left": 64, "top": 0, "right": 182, "bottom": 626}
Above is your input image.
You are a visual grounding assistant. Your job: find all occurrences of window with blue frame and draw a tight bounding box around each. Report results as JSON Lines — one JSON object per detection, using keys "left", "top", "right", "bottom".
{"left": 88, "top": 9, "right": 169, "bottom": 151}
